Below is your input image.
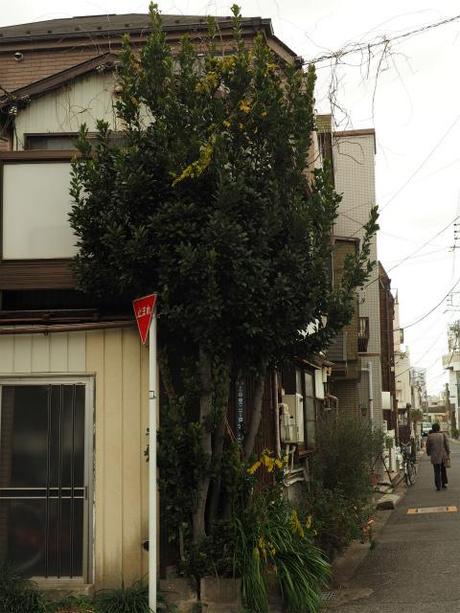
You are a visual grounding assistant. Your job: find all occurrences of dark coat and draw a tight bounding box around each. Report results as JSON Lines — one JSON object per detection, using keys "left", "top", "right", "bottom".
{"left": 426, "top": 432, "right": 449, "bottom": 464}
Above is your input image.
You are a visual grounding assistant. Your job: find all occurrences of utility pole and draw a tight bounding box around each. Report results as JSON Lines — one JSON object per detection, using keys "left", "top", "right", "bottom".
{"left": 445, "top": 382, "right": 456, "bottom": 436}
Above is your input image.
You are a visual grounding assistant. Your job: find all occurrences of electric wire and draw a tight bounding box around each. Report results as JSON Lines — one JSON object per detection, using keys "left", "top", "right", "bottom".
{"left": 305, "top": 12, "right": 460, "bottom": 65}
{"left": 402, "top": 275, "right": 460, "bottom": 330}
{"left": 379, "top": 113, "right": 460, "bottom": 213}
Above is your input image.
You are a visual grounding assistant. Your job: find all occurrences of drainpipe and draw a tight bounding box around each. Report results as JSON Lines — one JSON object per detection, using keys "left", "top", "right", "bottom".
{"left": 368, "top": 361, "right": 374, "bottom": 430}
{"left": 361, "top": 362, "right": 374, "bottom": 430}
{"left": 274, "top": 372, "right": 282, "bottom": 458}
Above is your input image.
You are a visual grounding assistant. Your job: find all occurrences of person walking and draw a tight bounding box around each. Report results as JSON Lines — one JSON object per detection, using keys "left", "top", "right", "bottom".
{"left": 426, "top": 423, "right": 450, "bottom": 490}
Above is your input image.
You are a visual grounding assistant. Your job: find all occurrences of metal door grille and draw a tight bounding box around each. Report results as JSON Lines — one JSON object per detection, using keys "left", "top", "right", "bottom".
{"left": 0, "top": 384, "right": 86, "bottom": 578}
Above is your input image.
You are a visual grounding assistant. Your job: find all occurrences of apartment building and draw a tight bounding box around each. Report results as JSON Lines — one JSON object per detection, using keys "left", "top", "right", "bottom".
{"left": 318, "top": 117, "right": 384, "bottom": 430}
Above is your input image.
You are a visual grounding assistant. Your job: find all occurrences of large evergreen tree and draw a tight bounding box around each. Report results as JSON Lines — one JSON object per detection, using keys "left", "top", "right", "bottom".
{"left": 69, "top": 3, "right": 378, "bottom": 541}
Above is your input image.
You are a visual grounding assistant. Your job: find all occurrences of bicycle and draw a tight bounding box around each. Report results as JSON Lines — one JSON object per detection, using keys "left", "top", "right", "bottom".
{"left": 400, "top": 441, "right": 417, "bottom": 486}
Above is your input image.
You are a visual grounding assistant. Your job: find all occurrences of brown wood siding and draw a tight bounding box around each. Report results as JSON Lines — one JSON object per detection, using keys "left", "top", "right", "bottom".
{"left": 0, "top": 259, "right": 75, "bottom": 289}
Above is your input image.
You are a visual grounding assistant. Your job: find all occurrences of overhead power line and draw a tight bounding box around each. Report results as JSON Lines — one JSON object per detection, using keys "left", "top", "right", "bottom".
{"left": 379, "top": 113, "right": 460, "bottom": 212}
{"left": 402, "top": 275, "right": 460, "bottom": 330}
{"left": 304, "top": 12, "right": 460, "bottom": 65}
{"left": 358, "top": 214, "right": 459, "bottom": 292}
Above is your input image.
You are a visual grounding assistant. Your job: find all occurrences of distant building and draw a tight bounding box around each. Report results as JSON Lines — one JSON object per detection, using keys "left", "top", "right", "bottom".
{"left": 443, "top": 321, "right": 460, "bottom": 432}
{"left": 379, "top": 262, "right": 397, "bottom": 434}
{"left": 411, "top": 368, "right": 428, "bottom": 411}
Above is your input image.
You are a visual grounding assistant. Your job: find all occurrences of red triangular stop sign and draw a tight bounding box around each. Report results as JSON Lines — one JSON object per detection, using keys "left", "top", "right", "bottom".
{"left": 133, "top": 294, "right": 157, "bottom": 345}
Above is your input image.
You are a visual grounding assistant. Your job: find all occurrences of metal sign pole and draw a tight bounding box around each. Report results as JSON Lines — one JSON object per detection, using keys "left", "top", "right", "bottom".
{"left": 149, "top": 309, "right": 157, "bottom": 612}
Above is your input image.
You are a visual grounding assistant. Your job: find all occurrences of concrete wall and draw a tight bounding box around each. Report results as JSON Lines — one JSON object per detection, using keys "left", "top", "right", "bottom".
{"left": 0, "top": 327, "right": 149, "bottom": 588}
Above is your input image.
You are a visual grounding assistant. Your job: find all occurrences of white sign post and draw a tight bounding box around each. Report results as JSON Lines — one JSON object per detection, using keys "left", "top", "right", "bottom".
{"left": 132, "top": 294, "right": 158, "bottom": 612}
{"left": 148, "top": 308, "right": 157, "bottom": 612}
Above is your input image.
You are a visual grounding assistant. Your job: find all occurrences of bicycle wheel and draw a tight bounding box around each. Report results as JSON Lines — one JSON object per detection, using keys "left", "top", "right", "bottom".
{"left": 406, "top": 462, "right": 416, "bottom": 486}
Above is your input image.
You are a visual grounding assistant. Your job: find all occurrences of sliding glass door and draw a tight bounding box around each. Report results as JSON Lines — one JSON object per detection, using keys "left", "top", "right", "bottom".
{"left": 0, "top": 382, "right": 91, "bottom": 579}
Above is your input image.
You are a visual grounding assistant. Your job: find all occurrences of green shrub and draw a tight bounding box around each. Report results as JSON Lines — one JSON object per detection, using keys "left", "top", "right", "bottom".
{"left": 183, "top": 521, "right": 237, "bottom": 581}
{"left": 302, "top": 486, "right": 372, "bottom": 557}
{"left": 94, "top": 580, "right": 149, "bottom": 613}
{"left": 0, "top": 564, "right": 47, "bottom": 613}
{"left": 312, "top": 414, "right": 383, "bottom": 501}
{"left": 47, "top": 594, "right": 95, "bottom": 612}
{"left": 183, "top": 452, "right": 330, "bottom": 613}
{"left": 302, "top": 414, "right": 383, "bottom": 558}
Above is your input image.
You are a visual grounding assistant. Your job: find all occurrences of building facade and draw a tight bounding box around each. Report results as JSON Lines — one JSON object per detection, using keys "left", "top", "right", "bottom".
{"left": 325, "top": 124, "right": 384, "bottom": 430}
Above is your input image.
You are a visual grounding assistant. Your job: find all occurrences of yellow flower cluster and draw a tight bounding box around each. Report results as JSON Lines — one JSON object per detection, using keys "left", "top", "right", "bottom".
{"left": 239, "top": 99, "right": 251, "bottom": 114}
{"left": 291, "top": 510, "right": 305, "bottom": 539}
{"left": 172, "top": 136, "right": 216, "bottom": 186}
{"left": 219, "top": 56, "right": 236, "bottom": 71}
{"left": 257, "top": 535, "right": 277, "bottom": 560}
{"left": 195, "top": 71, "right": 219, "bottom": 94}
{"left": 247, "top": 449, "right": 284, "bottom": 475}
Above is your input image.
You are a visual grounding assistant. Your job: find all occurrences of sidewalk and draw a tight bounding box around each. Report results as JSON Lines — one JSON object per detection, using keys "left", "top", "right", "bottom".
{"left": 325, "top": 440, "right": 460, "bottom": 612}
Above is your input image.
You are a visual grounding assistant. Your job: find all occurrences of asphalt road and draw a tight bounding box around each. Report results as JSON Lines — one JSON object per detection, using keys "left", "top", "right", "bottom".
{"left": 326, "top": 439, "right": 460, "bottom": 612}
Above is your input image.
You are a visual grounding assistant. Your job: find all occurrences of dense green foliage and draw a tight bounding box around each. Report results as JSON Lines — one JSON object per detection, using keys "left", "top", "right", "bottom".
{"left": 303, "top": 415, "right": 383, "bottom": 556}
{"left": 70, "top": 1, "right": 377, "bottom": 382}
{"left": 69, "top": 0, "right": 377, "bottom": 556}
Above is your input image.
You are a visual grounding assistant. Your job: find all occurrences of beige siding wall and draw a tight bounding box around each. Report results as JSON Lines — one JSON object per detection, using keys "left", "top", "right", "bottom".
{"left": 0, "top": 327, "right": 148, "bottom": 588}
{"left": 86, "top": 328, "right": 149, "bottom": 588}
{"left": 0, "top": 331, "right": 86, "bottom": 373}
{"left": 14, "top": 72, "right": 118, "bottom": 148}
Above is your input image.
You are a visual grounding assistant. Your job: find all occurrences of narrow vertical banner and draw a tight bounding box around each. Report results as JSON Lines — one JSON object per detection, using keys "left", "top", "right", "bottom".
{"left": 132, "top": 293, "right": 158, "bottom": 611}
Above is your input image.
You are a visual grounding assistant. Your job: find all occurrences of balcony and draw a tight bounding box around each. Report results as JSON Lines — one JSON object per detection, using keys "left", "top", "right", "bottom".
{"left": 443, "top": 352, "right": 460, "bottom": 369}
{"left": 358, "top": 317, "right": 369, "bottom": 352}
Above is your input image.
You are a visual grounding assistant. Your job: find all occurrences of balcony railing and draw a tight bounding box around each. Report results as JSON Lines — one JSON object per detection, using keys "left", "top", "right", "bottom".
{"left": 358, "top": 316, "right": 369, "bottom": 352}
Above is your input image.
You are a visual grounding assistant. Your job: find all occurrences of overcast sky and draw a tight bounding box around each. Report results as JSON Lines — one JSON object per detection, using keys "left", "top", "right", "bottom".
{"left": 3, "top": 0, "right": 460, "bottom": 394}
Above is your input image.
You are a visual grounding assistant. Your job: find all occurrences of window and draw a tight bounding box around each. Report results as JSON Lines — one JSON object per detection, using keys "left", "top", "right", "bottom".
{"left": 25, "top": 133, "right": 127, "bottom": 151}
{"left": 26, "top": 134, "right": 78, "bottom": 150}
{"left": 2, "top": 159, "right": 77, "bottom": 259}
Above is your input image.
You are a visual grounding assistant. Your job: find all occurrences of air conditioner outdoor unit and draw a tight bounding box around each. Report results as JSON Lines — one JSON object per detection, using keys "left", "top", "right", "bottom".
{"left": 279, "top": 402, "right": 299, "bottom": 443}
{"left": 283, "top": 393, "right": 305, "bottom": 444}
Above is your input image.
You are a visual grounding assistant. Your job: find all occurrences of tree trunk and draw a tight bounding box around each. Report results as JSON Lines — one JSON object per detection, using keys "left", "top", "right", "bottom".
{"left": 158, "top": 347, "right": 177, "bottom": 402}
{"left": 208, "top": 374, "right": 230, "bottom": 524}
{"left": 192, "top": 347, "right": 213, "bottom": 543}
{"left": 243, "top": 369, "right": 267, "bottom": 461}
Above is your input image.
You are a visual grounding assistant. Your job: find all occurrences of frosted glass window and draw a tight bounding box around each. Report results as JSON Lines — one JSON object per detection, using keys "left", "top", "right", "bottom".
{"left": 2, "top": 162, "right": 77, "bottom": 259}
